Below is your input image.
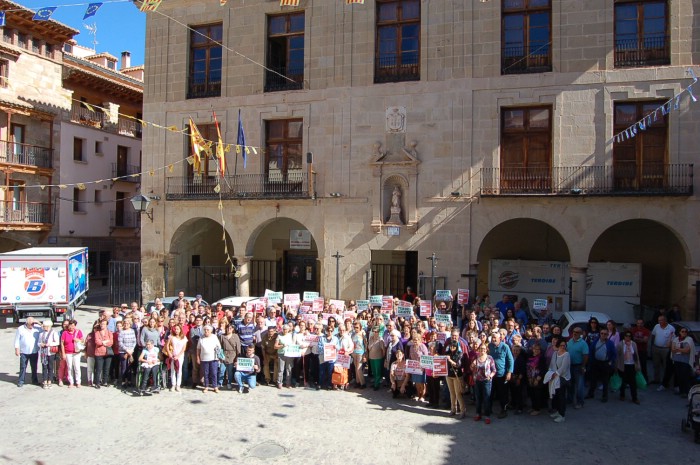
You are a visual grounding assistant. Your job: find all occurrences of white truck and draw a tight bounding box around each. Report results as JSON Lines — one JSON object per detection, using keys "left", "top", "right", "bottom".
{"left": 0, "top": 247, "right": 89, "bottom": 325}
{"left": 488, "top": 259, "right": 570, "bottom": 319}
{"left": 488, "top": 259, "right": 641, "bottom": 323}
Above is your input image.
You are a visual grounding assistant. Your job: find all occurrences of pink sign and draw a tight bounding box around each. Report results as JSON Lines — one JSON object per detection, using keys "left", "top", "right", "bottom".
{"left": 406, "top": 359, "right": 423, "bottom": 375}
{"left": 457, "top": 289, "right": 470, "bottom": 305}
{"left": 420, "top": 300, "right": 432, "bottom": 317}
{"left": 432, "top": 356, "right": 448, "bottom": 376}
{"left": 381, "top": 296, "right": 393, "bottom": 313}
{"left": 312, "top": 298, "right": 324, "bottom": 313}
{"left": 323, "top": 344, "right": 337, "bottom": 361}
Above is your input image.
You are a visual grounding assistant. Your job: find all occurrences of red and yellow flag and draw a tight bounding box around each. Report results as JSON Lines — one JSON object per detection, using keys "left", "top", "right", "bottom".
{"left": 188, "top": 118, "right": 206, "bottom": 173}
{"left": 213, "top": 111, "right": 226, "bottom": 176}
{"left": 280, "top": 0, "right": 300, "bottom": 6}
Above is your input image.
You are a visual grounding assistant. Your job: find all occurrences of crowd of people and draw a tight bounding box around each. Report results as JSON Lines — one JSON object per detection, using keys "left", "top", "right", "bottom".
{"left": 13, "top": 290, "right": 699, "bottom": 424}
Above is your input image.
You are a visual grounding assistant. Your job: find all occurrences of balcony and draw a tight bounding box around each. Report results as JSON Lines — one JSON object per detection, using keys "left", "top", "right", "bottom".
{"left": 71, "top": 102, "right": 106, "bottom": 129}
{"left": 264, "top": 65, "right": 304, "bottom": 92}
{"left": 0, "top": 140, "right": 52, "bottom": 169}
{"left": 166, "top": 172, "right": 312, "bottom": 200}
{"left": 0, "top": 201, "right": 52, "bottom": 225}
{"left": 502, "top": 45, "right": 551, "bottom": 75}
{"left": 615, "top": 34, "right": 670, "bottom": 68}
{"left": 187, "top": 79, "right": 221, "bottom": 99}
{"left": 111, "top": 163, "right": 141, "bottom": 182}
{"left": 374, "top": 54, "right": 420, "bottom": 84}
{"left": 117, "top": 117, "right": 142, "bottom": 138}
{"left": 110, "top": 210, "right": 140, "bottom": 229}
{"left": 480, "top": 164, "right": 693, "bottom": 196}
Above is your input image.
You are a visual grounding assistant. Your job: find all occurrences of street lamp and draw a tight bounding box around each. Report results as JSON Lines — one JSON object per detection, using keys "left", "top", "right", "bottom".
{"left": 130, "top": 193, "right": 160, "bottom": 222}
{"left": 332, "top": 250, "right": 344, "bottom": 299}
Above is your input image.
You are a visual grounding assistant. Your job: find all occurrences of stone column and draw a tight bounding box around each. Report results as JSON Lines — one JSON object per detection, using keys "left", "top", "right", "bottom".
{"left": 236, "top": 256, "right": 252, "bottom": 296}
{"left": 687, "top": 267, "right": 700, "bottom": 321}
{"left": 570, "top": 265, "right": 588, "bottom": 311}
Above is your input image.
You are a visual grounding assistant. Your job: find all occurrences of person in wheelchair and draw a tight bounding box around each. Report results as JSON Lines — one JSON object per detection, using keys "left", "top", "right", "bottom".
{"left": 138, "top": 340, "right": 160, "bottom": 395}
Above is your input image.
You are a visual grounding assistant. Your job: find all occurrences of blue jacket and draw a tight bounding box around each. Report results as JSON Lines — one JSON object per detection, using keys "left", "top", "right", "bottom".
{"left": 489, "top": 341, "right": 514, "bottom": 376}
{"left": 591, "top": 338, "right": 617, "bottom": 366}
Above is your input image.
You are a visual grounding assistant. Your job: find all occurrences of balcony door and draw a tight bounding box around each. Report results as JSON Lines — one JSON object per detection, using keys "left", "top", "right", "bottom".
{"left": 613, "top": 101, "right": 667, "bottom": 190}
{"left": 10, "top": 123, "right": 24, "bottom": 158}
{"left": 500, "top": 107, "right": 552, "bottom": 193}
{"left": 265, "top": 119, "right": 303, "bottom": 187}
{"left": 117, "top": 146, "right": 128, "bottom": 177}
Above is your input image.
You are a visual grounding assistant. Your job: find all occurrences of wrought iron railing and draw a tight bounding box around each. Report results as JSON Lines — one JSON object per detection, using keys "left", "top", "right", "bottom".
{"left": 71, "top": 102, "right": 106, "bottom": 128}
{"left": 615, "top": 34, "right": 670, "bottom": 68}
{"left": 480, "top": 164, "right": 693, "bottom": 196}
{"left": 502, "top": 45, "right": 552, "bottom": 75}
{"left": 117, "top": 117, "right": 142, "bottom": 138}
{"left": 264, "top": 65, "right": 304, "bottom": 92}
{"left": 187, "top": 79, "right": 221, "bottom": 99}
{"left": 111, "top": 163, "right": 141, "bottom": 181}
{"left": 374, "top": 53, "right": 420, "bottom": 83}
{"left": 166, "top": 171, "right": 311, "bottom": 200}
{"left": 109, "top": 210, "right": 140, "bottom": 228}
{"left": 0, "top": 140, "right": 52, "bottom": 168}
{"left": 0, "top": 201, "right": 52, "bottom": 224}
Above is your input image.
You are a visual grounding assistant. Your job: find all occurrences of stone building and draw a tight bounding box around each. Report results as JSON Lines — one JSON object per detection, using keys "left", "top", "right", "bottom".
{"left": 140, "top": 0, "right": 700, "bottom": 320}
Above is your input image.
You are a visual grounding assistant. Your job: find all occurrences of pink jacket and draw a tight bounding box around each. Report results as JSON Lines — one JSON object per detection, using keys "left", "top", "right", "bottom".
{"left": 94, "top": 330, "right": 114, "bottom": 357}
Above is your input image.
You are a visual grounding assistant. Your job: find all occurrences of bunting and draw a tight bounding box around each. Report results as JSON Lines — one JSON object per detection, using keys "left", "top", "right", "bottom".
{"left": 139, "top": 0, "right": 162, "bottom": 12}
{"left": 280, "top": 0, "right": 300, "bottom": 6}
{"left": 346, "top": 0, "right": 365, "bottom": 3}
{"left": 83, "top": 2, "right": 103, "bottom": 20}
{"left": 33, "top": 7, "right": 57, "bottom": 21}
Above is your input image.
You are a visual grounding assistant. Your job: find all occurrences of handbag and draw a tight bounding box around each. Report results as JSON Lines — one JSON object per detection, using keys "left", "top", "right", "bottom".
{"left": 50, "top": 346, "right": 58, "bottom": 354}
{"left": 216, "top": 346, "right": 226, "bottom": 362}
{"left": 609, "top": 372, "right": 622, "bottom": 391}
{"left": 635, "top": 371, "right": 647, "bottom": 390}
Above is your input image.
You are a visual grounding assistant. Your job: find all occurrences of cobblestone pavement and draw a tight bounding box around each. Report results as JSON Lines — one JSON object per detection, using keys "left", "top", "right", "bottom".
{"left": 0, "top": 306, "right": 697, "bottom": 465}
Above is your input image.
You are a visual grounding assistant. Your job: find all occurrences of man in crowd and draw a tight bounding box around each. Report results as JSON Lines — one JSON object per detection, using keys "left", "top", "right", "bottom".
{"left": 489, "top": 331, "right": 513, "bottom": 419}
{"left": 631, "top": 318, "right": 651, "bottom": 382}
{"left": 14, "top": 316, "right": 41, "bottom": 387}
{"left": 586, "top": 328, "right": 616, "bottom": 402}
{"left": 650, "top": 315, "right": 675, "bottom": 390}
{"left": 566, "top": 327, "right": 589, "bottom": 409}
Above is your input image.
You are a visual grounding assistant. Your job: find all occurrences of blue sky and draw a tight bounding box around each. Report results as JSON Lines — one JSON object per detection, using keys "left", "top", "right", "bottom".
{"left": 19, "top": 0, "right": 146, "bottom": 66}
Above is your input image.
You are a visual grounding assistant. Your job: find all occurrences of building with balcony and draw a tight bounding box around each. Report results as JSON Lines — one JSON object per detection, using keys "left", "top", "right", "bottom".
{"left": 57, "top": 42, "right": 143, "bottom": 281}
{"left": 140, "top": 0, "right": 700, "bottom": 319}
{"left": 0, "top": 0, "right": 76, "bottom": 251}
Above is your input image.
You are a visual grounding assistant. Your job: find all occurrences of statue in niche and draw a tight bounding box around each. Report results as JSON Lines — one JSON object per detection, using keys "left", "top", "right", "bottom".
{"left": 387, "top": 185, "right": 404, "bottom": 225}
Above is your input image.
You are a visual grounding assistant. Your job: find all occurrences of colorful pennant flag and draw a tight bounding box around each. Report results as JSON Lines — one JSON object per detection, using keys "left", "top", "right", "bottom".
{"left": 220, "top": 0, "right": 228, "bottom": 5}
{"left": 0, "top": 11, "right": 5, "bottom": 28}
{"left": 280, "top": 0, "right": 300, "bottom": 6}
{"left": 213, "top": 111, "right": 226, "bottom": 176}
{"left": 83, "top": 3, "right": 103, "bottom": 20}
{"left": 346, "top": 0, "right": 365, "bottom": 3}
{"left": 33, "top": 7, "right": 57, "bottom": 21}
{"left": 140, "top": 0, "right": 163, "bottom": 12}
{"left": 237, "top": 109, "right": 247, "bottom": 169}
{"left": 188, "top": 118, "right": 206, "bottom": 173}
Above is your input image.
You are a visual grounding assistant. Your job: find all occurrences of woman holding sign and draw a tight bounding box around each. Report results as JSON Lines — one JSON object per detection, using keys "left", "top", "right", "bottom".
{"left": 472, "top": 344, "right": 496, "bottom": 424}
{"left": 408, "top": 330, "right": 429, "bottom": 402}
{"left": 368, "top": 327, "right": 386, "bottom": 391}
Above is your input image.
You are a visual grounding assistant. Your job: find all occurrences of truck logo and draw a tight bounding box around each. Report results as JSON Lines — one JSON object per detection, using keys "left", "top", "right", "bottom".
{"left": 24, "top": 268, "right": 47, "bottom": 297}
{"left": 498, "top": 271, "right": 519, "bottom": 289}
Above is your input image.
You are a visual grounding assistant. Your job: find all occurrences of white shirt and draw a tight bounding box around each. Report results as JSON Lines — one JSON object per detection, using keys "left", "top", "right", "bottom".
{"left": 651, "top": 324, "right": 675, "bottom": 348}
{"left": 14, "top": 324, "right": 40, "bottom": 354}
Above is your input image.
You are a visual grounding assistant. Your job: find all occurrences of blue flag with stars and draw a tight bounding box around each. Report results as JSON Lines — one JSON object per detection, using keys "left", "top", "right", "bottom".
{"left": 0, "top": 11, "right": 5, "bottom": 28}
{"left": 33, "top": 7, "right": 57, "bottom": 21}
{"left": 83, "top": 3, "right": 103, "bottom": 20}
{"left": 237, "top": 109, "right": 246, "bottom": 169}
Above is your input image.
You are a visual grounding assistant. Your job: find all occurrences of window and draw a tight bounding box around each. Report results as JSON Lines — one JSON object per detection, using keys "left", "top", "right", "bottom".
{"left": 3, "top": 29, "right": 13, "bottom": 45}
{"left": 187, "top": 124, "right": 218, "bottom": 180}
{"left": 116, "top": 145, "right": 129, "bottom": 177}
{"left": 94, "top": 190, "right": 102, "bottom": 204}
{"left": 265, "top": 119, "right": 303, "bottom": 182}
{"left": 265, "top": 13, "right": 304, "bottom": 92}
{"left": 502, "top": 0, "right": 551, "bottom": 75}
{"left": 0, "top": 60, "right": 7, "bottom": 88}
{"left": 64, "top": 43, "right": 73, "bottom": 54}
{"left": 95, "top": 141, "right": 103, "bottom": 155}
{"left": 614, "top": 0, "right": 669, "bottom": 67}
{"left": 73, "top": 188, "right": 85, "bottom": 213}
{"left": 500, "top": 106, "right": 552, "bottom": 193}
{"left": 73, "top": 137, "right": 85, "bottom": 162}
{"left": 32, "top": 39, "right": 40, "bottom": 54}
{"left": 45, "top": 44, "right": 53, "bottom": 58}
{"left": 9, "top": 181, "right": 24, "bottom": 211}
{"left": 107, "top": 60, "right": 116, "bottom": 70}
{"left": 188, "top": 23, "right": 222, "bottom": 99}
{"left": 17, "top": 33, "right": 26, "bottom": 49}
{"left": 375, "top": 0, "right": 420, "bottom": 83}
{"left": 613, "top": 100, "right": 667, "bottom": 190}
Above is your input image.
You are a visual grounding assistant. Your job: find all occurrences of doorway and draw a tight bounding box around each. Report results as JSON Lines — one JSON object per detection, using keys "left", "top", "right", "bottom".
{"left": 370, "top": 250, "right": 417, "bottom": 297}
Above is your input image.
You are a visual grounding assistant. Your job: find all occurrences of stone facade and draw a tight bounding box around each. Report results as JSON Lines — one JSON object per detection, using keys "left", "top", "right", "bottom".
{"left": 141, "top": 0, "right": 700, "bottom": 320}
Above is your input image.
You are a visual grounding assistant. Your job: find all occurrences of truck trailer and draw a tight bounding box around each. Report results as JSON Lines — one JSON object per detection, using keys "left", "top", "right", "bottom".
{"left": 0, "top": 247, "right": 89, "bottom": 325}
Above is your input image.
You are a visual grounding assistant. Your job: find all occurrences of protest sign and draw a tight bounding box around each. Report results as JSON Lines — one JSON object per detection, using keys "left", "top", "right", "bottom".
{"left": 312, "top": 298, "right": 324, "bottom": 313}
{"left": 432, "top": 356, "right": 448, "bottom": 376}
{"left": 356, "top": 300, "right": 369, "bottom": 311}
{"left": 336, "top": 353, "right": 351, "bottom": 369}
{"left": 397, "top": 306, "right": 413, "bottom": 318}
{"left": 381, "top": 296, "right": 394, "bottom": 313}
{"left": 457, "top": 289, "right": 470, "bottom": 305}
{"left": 284, "top": 344, "right": 302, "bottom": 357}
{"left": 435, "top": 313, "right": 452, "bottom": 325}
{"left": 303, "top": 291, "right": 319, "bottom": 302}
{"left": 533, "top": 298, "right": 548, "bottom": 310}
{"left": 437, "top": 332, "right": 447, "bottom": 344}
{"left": 329, "top": 299, "right": 346, "bottom": 311}
{"left": 303, "top": 334, "right": 320, "bottom": 344}
{"left": 406, "top": 359, "right": 423, "bottom": 374}
{"left": 343, "top": 311, "right": 357, "bottom": 321}
{"left": 265, "top": 291, "right": 283, "bottom": 304}
{"left": 420, "top": 300, "right": 432, "bottom": 317}
{"left": 370, "top": 295, "right": 383, "bottom": 306}
{"left": 323, "top": 344, "right": 337, "bottom": 361}
{"left": 435, "top": 290, "right": 452, "bottom": 301}
{"left": 284, "top": 293, "right": 301, "bottom": 307}
{"left": 237, "top": 358, "right": 254, "bottom": 372}
{"left": 420, "top": 355, "right": 434, "bottom": 369}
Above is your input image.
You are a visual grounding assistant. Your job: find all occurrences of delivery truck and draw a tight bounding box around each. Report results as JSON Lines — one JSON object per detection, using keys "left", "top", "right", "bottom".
{"left": 0, "top": 247, "right": 89, "bottom": 325}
